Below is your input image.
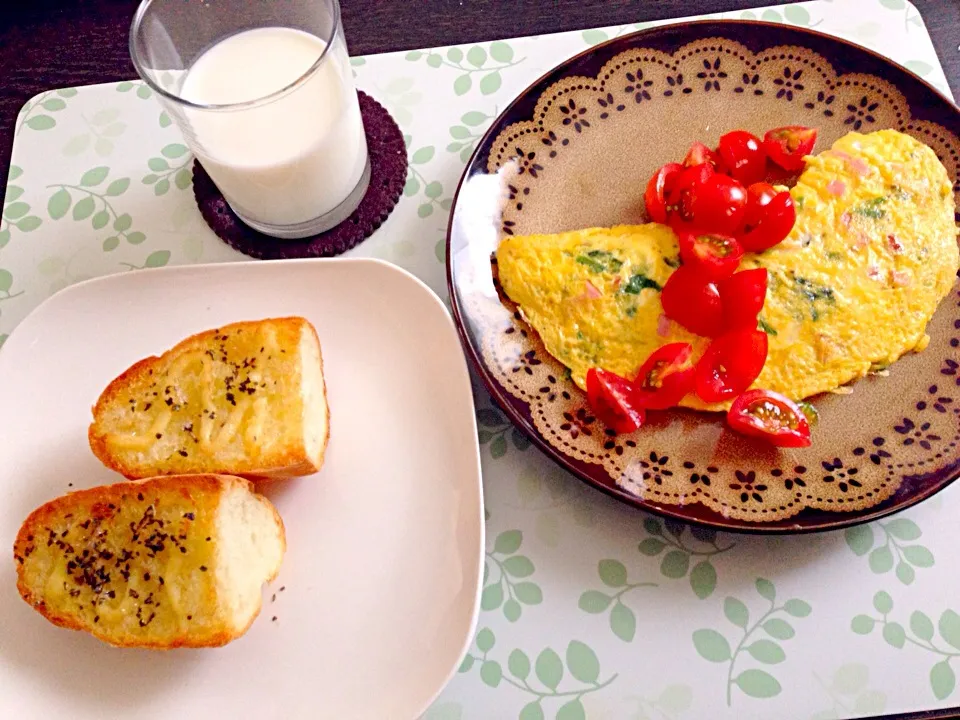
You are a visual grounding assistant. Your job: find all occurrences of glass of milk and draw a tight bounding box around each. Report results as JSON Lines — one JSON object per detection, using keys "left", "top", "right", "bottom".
{"left": 130, "top": 0, "right": 370, "bottom": 239}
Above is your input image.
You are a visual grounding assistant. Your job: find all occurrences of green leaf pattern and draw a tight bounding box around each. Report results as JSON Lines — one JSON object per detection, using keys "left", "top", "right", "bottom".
{"left": 61, "top": 106, "right": 127, "bottom": 158}
{"left": 45, "top": 167, "right": 148, "bottom": 256}
{"left": 447, "top": 110, "right": 495, "bottom": 163}
{"left": 117, "top": 80, "right": 155, "bottom": 101}
{"left": 692, "top": 578, "right": 811, "bottom": 705}
{"left": 811, "top": 662, "right": 888, "bottom": 718}
{"left": 16, "top": 90, "right": 73, "bottom": 135}
{"left": 511, "top": 466, "right": 600, "bottom": 553}
{"left": 476, "top": 404, "right": 531, "bottom": 458}
{"left": 852, "top": 592, "right": 960, "bottom": 701}
{"left": 402, "top": 137, "right": 455, "bottom": 230}
{"left": 578, "top": 519, "right": 738, "bottom": 644}
{"left": 2, "top": 165, "right": 43, "bottom": 248}
{"left": 459, "top": 627, "right": 618, "bottom": 718}
{"left": 483, "top": 530, "right": 543, "bottom": 622}
{"left": 407, "top": 41, "right": 524, "bottom": 97}
{"left": 578, "top": 559, "right": 656, "bottom": 642}
{"left": 0, "top": 269, "right": 22, "bottom": 303}
{"left": 143, "top": 143, "right": 194, "bottom": 196}
{"left": 374, "top": 76, "right": 421, "bottom": 128}
{"left": 845, "top": 517, "right": 934, "bottom": 585}
{"left": 636, "top": 517, "right": 734, "bottom": 598}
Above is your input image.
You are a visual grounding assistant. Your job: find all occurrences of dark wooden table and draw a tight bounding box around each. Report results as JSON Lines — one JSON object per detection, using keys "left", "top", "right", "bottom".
{"left": 0, "top": 0, "right": 957, "bottom": 197}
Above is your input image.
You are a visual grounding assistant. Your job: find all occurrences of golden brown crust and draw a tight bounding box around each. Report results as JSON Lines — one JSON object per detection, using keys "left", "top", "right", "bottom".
{"left": 13, "top": 474, "right": 281, "bottom": 650}
{"left": 88, "top": 355, "right": 163, "bottom": 477}
{"left": 88, "top": 317, "right": 326, "bottom": 481}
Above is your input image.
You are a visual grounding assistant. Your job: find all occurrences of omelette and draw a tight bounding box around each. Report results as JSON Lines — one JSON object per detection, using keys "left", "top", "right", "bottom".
{"left": 496, "top": 129, "right": 959, "bottom": 411}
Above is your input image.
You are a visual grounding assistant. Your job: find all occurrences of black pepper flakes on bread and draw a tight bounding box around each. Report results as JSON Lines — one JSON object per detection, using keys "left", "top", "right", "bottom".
{"left": 88, "top": 316, "right": 329, "bottom": 480}
{"left": 13, "top": 474, "right": 285, "bottom": 649}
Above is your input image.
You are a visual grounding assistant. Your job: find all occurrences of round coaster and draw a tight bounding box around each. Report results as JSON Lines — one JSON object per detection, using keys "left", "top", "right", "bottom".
{"left": 193, "top": 91, "right": 408, "bottom": 259}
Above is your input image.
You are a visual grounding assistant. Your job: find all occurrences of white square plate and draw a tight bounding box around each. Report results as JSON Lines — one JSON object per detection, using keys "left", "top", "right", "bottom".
{"left": 0, "top": 258, "right": 483, "bottom": 719}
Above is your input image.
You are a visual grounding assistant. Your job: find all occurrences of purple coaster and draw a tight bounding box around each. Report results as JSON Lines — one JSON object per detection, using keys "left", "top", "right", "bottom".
{"left": 193, "top": 91, "right": 408, "bottom": 259}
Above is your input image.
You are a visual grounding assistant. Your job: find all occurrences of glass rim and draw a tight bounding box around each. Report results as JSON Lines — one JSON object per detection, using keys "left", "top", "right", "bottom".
{"left": 128, "top": 0, "right": 342, "bottom": 112}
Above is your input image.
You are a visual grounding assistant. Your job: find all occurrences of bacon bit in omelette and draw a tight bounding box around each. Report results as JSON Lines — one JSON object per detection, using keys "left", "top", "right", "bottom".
{"left": 578, "top": 281, "right": 602, "bottom": 301}
{"left": 853, "top": 232, "right": 870, "bottom": 250}
{"left": 888, "top": 234, "right": 904, "bottom": 254}
{"left": 814, "top": 333, "right": 844, "bottom": 363}
{"left": 849, "top": 157, "right": 871, "bottom": 176}
{"left": 657, "top": 313, "right": 672, "bottom": 338}
{"left": 867, "top": 265, "right": 884, "bottom": 281}
{"left": 840, "top": 212, "right": 852, "bottom": 227}
{"left": 829, "top": 149, "right": 871, "bottom": 176}
{"left": 827, "top": 180, "right": 846, "bottom": 196}
{"left": 893, "top": 270, "right": 912, "bottom": 287}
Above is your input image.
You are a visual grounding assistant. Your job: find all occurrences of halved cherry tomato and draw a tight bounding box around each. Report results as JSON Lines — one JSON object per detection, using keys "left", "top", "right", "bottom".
{"left": 717, "top": 130, "right": 767, "bottom": 186}
{"left": 694, "top": 329, "right": 768, "bottom": 403}
{"left": 763, "top": 126, "right": 817, "bottom": 172}
{"left": 719, "top": 268, "right": 768, "bottom": 331}
{"left": 665, "top": 162, "right": 715, "bottom": 231}
{"left": 644, "top": 162, "right": 683, "bottom": 224}
{"left": 679, "top": 232, "right": 744, "bottom": 281}
{"left": 683, "top": 141, "right": 725, "bottom": 173}
{"left": 739, "top": 189, "right": 796, "bottom": 253}
{"left": 684, "top": 174, "right": 748, "bottom": 235}
{"left": 585, "top": 368, "right": 646, "bottom": 434}
{"left": 632, "top": 343, "right": 696, "bottom": 409}
{"left": 661, "top": 266, "right": 723, "bottom": 337}
{"left": 727, "top": 389, "right": 812, "bottom": 447}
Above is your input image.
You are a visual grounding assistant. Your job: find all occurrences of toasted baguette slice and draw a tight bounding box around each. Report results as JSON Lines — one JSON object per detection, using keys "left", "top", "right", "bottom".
{"left": 88, "top": 317, "right": 329, "bottom": 480}
{"left": 14, "top": 474, "right": 285, "bottom": 649}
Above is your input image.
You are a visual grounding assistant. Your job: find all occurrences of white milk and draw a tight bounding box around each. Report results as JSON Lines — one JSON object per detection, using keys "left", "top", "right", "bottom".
{"left": 180, "top": 27, "right": 368, "bottom": 229}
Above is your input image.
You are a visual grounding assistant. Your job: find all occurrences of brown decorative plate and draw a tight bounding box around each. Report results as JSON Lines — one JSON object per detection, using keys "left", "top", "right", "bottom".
{"left": 446, "top": 20, "right": 960, "bottom": 532}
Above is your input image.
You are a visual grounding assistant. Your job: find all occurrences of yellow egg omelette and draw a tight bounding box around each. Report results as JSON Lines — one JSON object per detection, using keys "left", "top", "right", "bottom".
{"left": 496, "top": 129, "right": 959, "bottom": 411}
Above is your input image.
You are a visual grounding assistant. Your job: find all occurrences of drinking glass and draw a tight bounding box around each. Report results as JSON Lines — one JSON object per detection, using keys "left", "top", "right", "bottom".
{"left": 130, "top": 0, "right": 370, "bottom": 239}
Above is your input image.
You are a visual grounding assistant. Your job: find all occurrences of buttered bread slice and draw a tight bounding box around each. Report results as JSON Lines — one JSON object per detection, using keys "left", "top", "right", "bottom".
{"left": 13, "top": 474, "right": 285, "bottom": 649}
{"left": 89, "top": 317, "right": 329, "bottom": 480}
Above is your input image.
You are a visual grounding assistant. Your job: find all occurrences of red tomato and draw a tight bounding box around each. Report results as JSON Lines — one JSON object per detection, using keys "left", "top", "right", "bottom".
{"left": 719, "top": 268, "right": 768, "bottom": 331}
{"left": 679, "top": 232, "right": 744, "bottom": 281}
{"left": 717, "top": 130, "right": 767, "bottom": 186}
{"left": 644, "top": 162, "right": 683, "bottom": 224}
{"left": 739, "top": 190, "right": 795, "bottom": 252}
{"left": 728, "top": 389, "right": 812, "bottom": 447}
{"left": 694, "top": 329, "right": 768, "bottom": 403}
{"left": 632, "top": 343, "right": 696, "bottom": 409}
{"left": 585, "top": 368, "right": 646, "bottom": 434}
{"left": 661, "top": 267, "right": 723, "bottom": 338}
{"left": 683, "top": 141, "right": 725, "bottom": 173}
{"left": 743, "top": 182, "right": 778, "bottom": 228}
{"left": 684, "top": 174, "right": 748, "bottom": 236}
{"left": 664, "top": 163, "right": 715, "bottom": 232}
{"left": 763, "top": 126, "right": 817, "bottom": 172}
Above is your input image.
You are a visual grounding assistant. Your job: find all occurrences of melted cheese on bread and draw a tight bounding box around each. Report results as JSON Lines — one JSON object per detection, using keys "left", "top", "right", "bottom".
{"left": 89, "top": 317, "right": 329, "bottom": 479}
